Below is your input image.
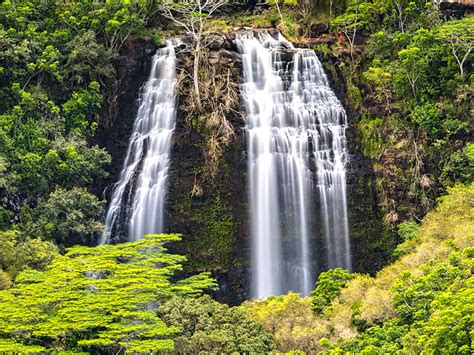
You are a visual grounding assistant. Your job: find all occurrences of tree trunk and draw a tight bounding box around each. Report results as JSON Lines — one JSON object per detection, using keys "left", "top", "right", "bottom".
{"left": 193, "top": 43, "right": 202, "bottom": 112}
{"left": 409, "top": 77, "right": 416, "bottom": 99}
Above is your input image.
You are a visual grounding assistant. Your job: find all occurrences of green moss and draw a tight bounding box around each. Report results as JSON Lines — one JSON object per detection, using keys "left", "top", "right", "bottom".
{"left": 204, "top": 19, "right": 232, "bottom": 33}
{"left": 180, "top": 194, "right": 238, "bottom": 271}
{"left": 357, "top": 115, "right": 384, "bottom": 159}
{"left": 347, "top": 80, "right": 362, "bottom": 108}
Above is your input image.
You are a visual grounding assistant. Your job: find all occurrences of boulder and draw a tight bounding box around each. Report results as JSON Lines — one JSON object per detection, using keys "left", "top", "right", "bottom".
{"left": 206, "top": 33, "right": 231, "bottom": 50}
{"left": 309, "top": 22, "right": 330, "bottom": 37}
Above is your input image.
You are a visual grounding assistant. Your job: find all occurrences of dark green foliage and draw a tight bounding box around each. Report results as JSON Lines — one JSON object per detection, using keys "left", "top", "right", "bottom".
{"left": 0, "top": 234, "right": 216, "bottom": 353}
{"left": 310, "top": 268, "right": 353, "bottom": 314}
{"left": 158, "top": 295, "right": 276, "bottom": 352}
{"left": 440, "top": 143, "right": 474, "bottom": 188}
{"left": 391, "top": 221, "right": 420, "bottom": 259}
{"left": 20, "top": 187, "right": 105, "bottom": 246}
{"left": 327, "top": 0, "right": 472, "bottom": 227}
{"left": 0, "top": 1, "right": 471, "bottom": 353}
{"left": 410, "top": 101, "right": 441, "bottom": 138}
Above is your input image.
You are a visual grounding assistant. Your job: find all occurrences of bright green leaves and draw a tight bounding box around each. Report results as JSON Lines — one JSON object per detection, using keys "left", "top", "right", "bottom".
{"left": 310, "top": 268, "right": 353, "bottom": 315}
{"left": 0, "top": 234, "right": 216, "bottom": 353}
{"left": 396, "top": 46, "right": 427, "bottom": 99}
{"left": 363, "top": 63, "right": 393, "bottom": 111}
{"left": 391, "top": 251, "right": 473, "bottom": 354}
{"left": 410, "top": 101, "right": 441, "bottom": 137}
{"left": 62, "top": 81, "right": 103, "bottom": 135}
{"left": 47, "top": 138, "right": 111, "bottom": 189}
{"left": 35, "top": 45, "right": 63, "bottom": 82}
{"left": 408, "top": 278, "right": 473, "bottom": 354}
{"left": 331, "top": 0, "right": 376, "bottom": 33}
{"left": 318, "top": 185, "right": 474, "bottom": 353}
{"left": 391, "top": 221, "right": 420, "bottom": 260}
{"left": 0, "top": 339, "right": 46, "bottom": 353}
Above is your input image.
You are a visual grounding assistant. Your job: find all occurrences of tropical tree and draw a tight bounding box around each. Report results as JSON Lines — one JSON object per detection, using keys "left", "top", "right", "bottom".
{"left": 438, "top": 17, "right": 473, "bottom": 80}
{"left": 0, "top": 234, "right": 216, "bottom": 352}
{"left": 160, "top": 0, "right": 229, "bottom": 111}
{"left": 331, "top": 0, "right": 373, "bottom": 62}
{"left": 298, "top": 0, "right": 316, "bottom": 22}
{"left": 20, "top": 187, "right": 105, "bottom": 246}
{"left": 396, "top": 46, "right": 427, "bottom": 99}
{"left": 158, "top": 295, "right": 276, "bottom": 352}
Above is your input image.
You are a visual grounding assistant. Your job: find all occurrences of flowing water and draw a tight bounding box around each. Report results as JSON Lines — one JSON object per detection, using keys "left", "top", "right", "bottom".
{"left": 100, "top": 42, "right": 177, "bottom": 244}
{"left": 237, "top": 31, "right": 352, "bottom": 298}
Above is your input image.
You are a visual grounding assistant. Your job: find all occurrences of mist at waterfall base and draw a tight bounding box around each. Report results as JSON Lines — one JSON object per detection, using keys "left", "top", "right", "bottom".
{"left": 237, "top": 32, "right": 352, "bottom": 298}
{"left": 100, "top": 43, "right": 177, "bottom": 244}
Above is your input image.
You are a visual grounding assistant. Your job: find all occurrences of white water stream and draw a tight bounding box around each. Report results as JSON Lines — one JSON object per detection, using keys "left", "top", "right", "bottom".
{"left": 237, "top": 32, "right": 352, "bottom": 298}
{"left": 101, "top": 42, "right": 177, "bottom": 244}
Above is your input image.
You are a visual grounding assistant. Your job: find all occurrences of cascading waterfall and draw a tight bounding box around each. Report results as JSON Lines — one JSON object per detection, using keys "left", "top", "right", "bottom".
{"left": 100, "top": 42, "right": 177, "bottom": 244}
{"left": 237, "top": 31, "right": 351, "bottom": 298}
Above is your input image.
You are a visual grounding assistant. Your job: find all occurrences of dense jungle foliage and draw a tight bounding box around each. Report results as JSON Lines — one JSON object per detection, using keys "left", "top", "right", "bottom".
{"left": 0, "top": 0, "right": 472, "bottom": 353}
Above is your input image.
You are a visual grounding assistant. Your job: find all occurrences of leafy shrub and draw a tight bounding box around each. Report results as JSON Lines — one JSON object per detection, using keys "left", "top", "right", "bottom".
{"left": 440, "top": 143, "right": 474, "bottom": 188}
{"left": 311, "top": 268, "right": 353, "bottom": 315}
{"left": 158, "top": 295, "right": 275, "bottom": 352}
{"left": 20, "top": 187, "right": 105, "bottom": 246}
{"left": 411, "top": 101, "right": 441, "bottom": 138}
{"left": 0, "top": 230, "right": 58, "bottom": 286}
{"left": 392, "top": 221, "right": 420, "bottom": 259}
{"left": 242, "top": 293, "right": 327, "bottom": 352}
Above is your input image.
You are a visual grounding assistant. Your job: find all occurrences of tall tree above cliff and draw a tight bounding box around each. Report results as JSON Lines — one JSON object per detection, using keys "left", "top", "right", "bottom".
{"left": 160, "top": 0, "right": 229, "bottom": 111}
{"left": 438, "top": 17, "right": 473, "bottom": 80}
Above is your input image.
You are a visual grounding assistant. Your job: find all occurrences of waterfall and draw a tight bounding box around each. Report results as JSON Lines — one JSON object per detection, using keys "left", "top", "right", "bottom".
{"left": 100, "top": 42, "right": 177, "bottom": 244}
{"left": 237, "top": 31, "right": 351, "bottom": 298}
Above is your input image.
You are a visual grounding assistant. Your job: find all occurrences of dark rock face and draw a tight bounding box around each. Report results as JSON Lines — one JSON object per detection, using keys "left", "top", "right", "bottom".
{"left": 308, "top": 22, "right": 330, "bottom": 37}
{"left": 205, "top": 33, "right": 232, "bottom": 50}
{"left": 438, "top": 0, "right": 474, "bottom": 18}
{"left": 99, "top": 32, "right": 388, "bottom": 304}
{"left": 166, "top": 35, "right": 249, "bottom": 305}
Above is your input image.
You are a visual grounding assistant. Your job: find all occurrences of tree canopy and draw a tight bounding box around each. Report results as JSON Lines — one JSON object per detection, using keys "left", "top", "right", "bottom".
{"left": 0, "top": 234, "right": 216, "bottom": 353}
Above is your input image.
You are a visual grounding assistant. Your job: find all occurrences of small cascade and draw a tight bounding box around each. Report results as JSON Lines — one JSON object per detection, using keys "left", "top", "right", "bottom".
{"left": 237, "top": 31, "right": 351, "bottom": 298}
{"left": 101, "top": 42, "right": 177, "bottom": 244}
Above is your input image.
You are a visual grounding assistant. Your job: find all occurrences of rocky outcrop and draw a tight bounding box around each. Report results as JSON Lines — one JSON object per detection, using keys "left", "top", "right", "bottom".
{"left": 436, "top": 0, "right": 474, "bottom": 18}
